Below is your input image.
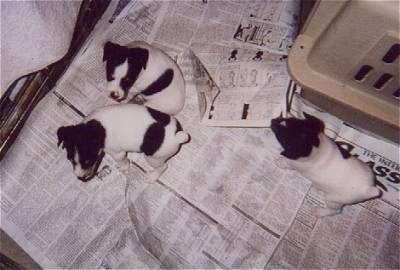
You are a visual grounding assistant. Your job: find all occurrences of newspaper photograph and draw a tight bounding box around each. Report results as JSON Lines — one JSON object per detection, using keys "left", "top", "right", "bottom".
{"left": 1, "top": 0, "right": 398, "bottom": 269}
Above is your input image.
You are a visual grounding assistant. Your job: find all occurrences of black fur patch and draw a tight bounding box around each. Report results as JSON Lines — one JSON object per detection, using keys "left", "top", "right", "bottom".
{"left": 103, "top": 42, "right": 149, "bottom": 98}
{"left": 57, "top": 120, "right": 106, "bottom": 175}
{"left": 271, "top": 113, "right": 325, "bottom": 160}
{"left": 334, "top": 142, "right": 352, "bottom": 159}
{"left": 122, "top": 48, "right": 149, "bottom": 92}
{"left": 176, "top": 119, "right": 183, "bottom": 133}
{"left": 77, "top": 120, "right": 106, "bottom": 169}
{"left": 142, "top": 69, "right": 174, "bottom": 96}
{"left": 141, "top": 123, "right": 165, "bottom": 156}
{"left": 103, "top": 42, "right": 128, "bottom": 81}
{"left": 147, "top": 107, "right": 170, "bottom": 126}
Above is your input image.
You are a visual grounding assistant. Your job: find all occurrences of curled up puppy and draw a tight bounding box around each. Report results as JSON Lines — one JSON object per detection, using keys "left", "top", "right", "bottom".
{"left": 271, "top": 113, "right": 385, "bottom": 217}
{"left": 103, "top": 41, "right": 185, "bottom": 115}
{"left": 57, "top": 104, "right": 190, "bottom": 183}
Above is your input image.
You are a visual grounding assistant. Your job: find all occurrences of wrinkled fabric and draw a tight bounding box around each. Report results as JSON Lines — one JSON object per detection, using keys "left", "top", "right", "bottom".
{"left": 1, "top": 1, "right": 81, "bottom": 91}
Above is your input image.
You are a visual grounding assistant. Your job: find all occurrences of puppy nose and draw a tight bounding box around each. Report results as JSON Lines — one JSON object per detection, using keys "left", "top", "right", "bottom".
{"left": 77, "top": 175, "right": 91, "bottom": 182}
{"left": 77, "top": 176, "right": 87, "bottom": 181}
{"left": 109, "top": 91, "right": 120, "bottom": 100}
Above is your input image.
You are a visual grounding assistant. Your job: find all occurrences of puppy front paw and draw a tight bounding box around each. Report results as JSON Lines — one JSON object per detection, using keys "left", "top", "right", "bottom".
{"left": 129, "top": 94, "right": 146, "bottom": 105}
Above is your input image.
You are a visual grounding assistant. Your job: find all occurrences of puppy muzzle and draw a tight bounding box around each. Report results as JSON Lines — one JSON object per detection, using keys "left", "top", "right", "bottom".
{"left": 77, "top": 174, "right": 95, "bottom": 182}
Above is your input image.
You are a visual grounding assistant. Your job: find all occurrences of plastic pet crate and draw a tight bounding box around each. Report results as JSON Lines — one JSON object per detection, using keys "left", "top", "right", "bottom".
{"left": 289, "top": 0, "right": 399, "bottom": 142}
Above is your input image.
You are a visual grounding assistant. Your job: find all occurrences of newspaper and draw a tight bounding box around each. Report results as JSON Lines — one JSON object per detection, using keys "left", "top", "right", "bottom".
{"left": 1, "top": 0, "right": 398, "bottom": 269}
{"left": 190, "top": 50, "right": 292, "bottom": 127}
{"left": 187, "top": 0, "right": 299, "bottom": 127}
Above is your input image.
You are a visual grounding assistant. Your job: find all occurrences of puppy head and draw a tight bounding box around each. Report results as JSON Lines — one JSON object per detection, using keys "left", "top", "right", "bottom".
{"left": 103, "top": 41, "right": 149, "bottom": 101}
{"left": 271, "top": 113, "right": 324, "bottom": 160}
{"left": 57, "top": 120, "right": 106, "bottom": 182}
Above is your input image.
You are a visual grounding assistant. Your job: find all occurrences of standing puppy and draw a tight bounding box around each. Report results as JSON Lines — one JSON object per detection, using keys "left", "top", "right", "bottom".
{"left": 57, "top": 104, "right": 189, "bottom": 182}
{"left": 271, "top": 113, "right": 384, "bottom": 217}
{"left": 103, "top": 41, "right": 185, "bottom": 115}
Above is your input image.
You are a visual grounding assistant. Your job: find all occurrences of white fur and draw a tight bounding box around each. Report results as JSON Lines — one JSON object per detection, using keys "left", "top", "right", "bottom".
{"left": 106, "top": 41, "right": 185, "bottom": 115}
{"left": 85, "top": 104, "right": 189, "bottom": 182}
{"left": 282, "top": 133, "right": 380, "bottom": 217}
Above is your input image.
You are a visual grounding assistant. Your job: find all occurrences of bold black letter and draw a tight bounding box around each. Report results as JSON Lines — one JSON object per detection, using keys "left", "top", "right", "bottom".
{"left": 387, "top": 172, "right": 400, "bottom": 184}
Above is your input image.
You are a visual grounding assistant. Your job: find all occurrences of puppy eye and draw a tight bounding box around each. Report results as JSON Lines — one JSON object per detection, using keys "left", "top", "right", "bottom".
{"left": 122, "top": 78, "right": 131, "bottom": 84}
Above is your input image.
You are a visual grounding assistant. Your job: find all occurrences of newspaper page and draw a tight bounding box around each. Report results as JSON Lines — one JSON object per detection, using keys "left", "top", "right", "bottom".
{"left": 187, "top": 0, "right": 299, "bottom": 127}
{"left": 267, "top": 102, "right": 400, "bottom": 269}
{"left": 2, "top": 0, "right": 398, "bottom": 269}
{"left": 232, "top": 0, "right": 299, "bottom": 55}
{"left": 191, "top": 49, "right": 293, "bottom": 127}
{"left": 1, "top": 0, "right": 306, "bottom": 268}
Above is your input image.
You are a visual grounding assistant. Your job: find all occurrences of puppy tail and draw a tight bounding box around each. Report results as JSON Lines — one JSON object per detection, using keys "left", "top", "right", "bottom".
{"left": 175, "top": 131, "right": 190, "bottom": 144}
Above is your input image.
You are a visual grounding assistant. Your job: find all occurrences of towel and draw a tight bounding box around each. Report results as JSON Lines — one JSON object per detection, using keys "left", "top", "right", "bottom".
{"left": 1, "top": 1, "right": 81, "bottom": 92}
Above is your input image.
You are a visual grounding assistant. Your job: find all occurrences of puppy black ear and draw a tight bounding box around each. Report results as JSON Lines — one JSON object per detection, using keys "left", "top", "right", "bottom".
{"left": 129, "top": 48, "right": 149, "bottom": 70}
{"left": 103, "top": 41, "right": 120, "bottom": 62}
{"left": 281, "top": 149, "right": 297, "bottom": 159}
{"left": 57, "top": 125, "right": 76, "bottom": 149}
{"left": 140, "top": 48, "right": 149, "bottom": 70}
{"left": 85, "top": 120, "right": 106, "bottom": 149}
{"left": 57, "top": 126, "right": 68, "bottom": 148}
{"left": 303, "top": 112, "right": 324, "bottom": 133}
{"left": 103, "top": 42, "right": 112, "bottom": 62}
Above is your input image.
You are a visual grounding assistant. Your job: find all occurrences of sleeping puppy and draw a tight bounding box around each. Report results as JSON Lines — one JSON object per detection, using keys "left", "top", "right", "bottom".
{"left": 103, "top": 41, "right": 185, "bottom": 115}
{"left": 271, "top": 113, "right": 383, "bottom": 217}
{"left": 57, "top": 104, "right": 189, "bottom": 182}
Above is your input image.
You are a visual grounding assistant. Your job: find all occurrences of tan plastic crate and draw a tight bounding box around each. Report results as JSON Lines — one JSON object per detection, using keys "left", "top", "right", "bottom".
{"left": 289, "top": 0, "right": 399, "bottom": 142}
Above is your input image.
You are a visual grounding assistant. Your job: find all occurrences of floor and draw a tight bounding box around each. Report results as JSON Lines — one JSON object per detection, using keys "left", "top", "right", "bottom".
{"left": 0, "top": 230, "right": 41, "bottom": 269}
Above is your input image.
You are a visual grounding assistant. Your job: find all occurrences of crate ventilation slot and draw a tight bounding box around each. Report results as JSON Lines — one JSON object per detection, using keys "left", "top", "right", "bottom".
{"left": 382, "top": 43, "right": 399, "bottom": 63}
{"left": 354, "top": 65, "right": 372, "bottom": 81}
{"left": 353, "top": 42, "right": 399, "bottom": 100}
{"left": 393, "top": 89, "right": 400, "bottom": 99}
{"left": 373, "top": 73, "right": 393, "bottom": 90}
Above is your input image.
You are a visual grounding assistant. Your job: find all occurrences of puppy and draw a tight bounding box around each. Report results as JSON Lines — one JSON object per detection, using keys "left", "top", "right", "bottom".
{"left": 103, "top": 41, "right": 185, "bottom": 115}
{"left": 271, "top": 113, "right": 383, "bottom": 217}
{"left": 57, "top": 104, "right": 189, "bottom": 182}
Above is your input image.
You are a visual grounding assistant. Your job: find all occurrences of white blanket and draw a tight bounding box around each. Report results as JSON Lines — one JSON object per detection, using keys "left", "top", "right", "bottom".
{"left": 1, "top": 1, "right": 81, "bottom": 92}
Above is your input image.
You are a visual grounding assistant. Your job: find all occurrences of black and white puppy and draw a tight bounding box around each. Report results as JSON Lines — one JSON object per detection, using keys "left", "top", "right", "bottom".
{"left": 103, "top": 41, "right": 185, "bottom": 115}
{"left": 271, "top": 113, "right": 383, "bottom": 217}
{"left": 57, "top": 104, "right": 189, "bottom": 182}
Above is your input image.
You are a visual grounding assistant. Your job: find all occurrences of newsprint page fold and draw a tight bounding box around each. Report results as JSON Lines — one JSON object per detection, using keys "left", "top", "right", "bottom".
{"left": 1, "top": 1, "right": 399, "bottom": 269}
